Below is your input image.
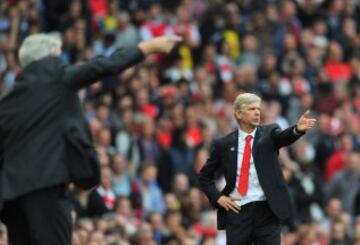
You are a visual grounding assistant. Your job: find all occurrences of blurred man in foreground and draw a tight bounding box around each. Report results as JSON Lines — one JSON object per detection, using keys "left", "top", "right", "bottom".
{"left": 0, "top": 33, "right": 181, "bottom": 245}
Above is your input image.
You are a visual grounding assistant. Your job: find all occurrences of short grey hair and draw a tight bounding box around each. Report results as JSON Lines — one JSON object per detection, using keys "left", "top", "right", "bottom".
{"left": 18, "top": 33, "right": 62, "bottom": 68}
{"left": 233, "top": 93, "right": 261, "bottom": 111}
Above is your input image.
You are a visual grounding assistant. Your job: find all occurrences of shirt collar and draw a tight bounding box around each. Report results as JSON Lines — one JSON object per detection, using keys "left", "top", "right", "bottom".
{"left": 238, "top": 127, "right": 257, "bottom": 140}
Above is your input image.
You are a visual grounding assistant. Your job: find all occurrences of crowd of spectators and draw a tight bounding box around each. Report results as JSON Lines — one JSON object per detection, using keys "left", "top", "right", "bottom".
{"left": 1, "top": 0, "right": 360, "bottom": 244}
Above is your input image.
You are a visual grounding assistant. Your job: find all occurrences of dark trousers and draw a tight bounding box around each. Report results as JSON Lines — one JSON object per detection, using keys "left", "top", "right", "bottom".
{"left": 226, "top": 201, "right": 280, "bottom": 245}
{"left": 1, "top": 184, "right": 72, "bottom": 245}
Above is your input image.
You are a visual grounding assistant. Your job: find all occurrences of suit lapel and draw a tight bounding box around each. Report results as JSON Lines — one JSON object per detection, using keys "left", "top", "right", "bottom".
{"left": 228, "top": 130, "right": 239, "bottom": 185}
{"left": 252, "top": 126, "right": 263, "bottom": 164}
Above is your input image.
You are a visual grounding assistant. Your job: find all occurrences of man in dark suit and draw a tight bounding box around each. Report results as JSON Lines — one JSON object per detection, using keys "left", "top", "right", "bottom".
{"left": 0, "top": 33, "right": 181, "bottom": 245}
{"left": 199, "top": 93, "right": 316, "bottom": 244}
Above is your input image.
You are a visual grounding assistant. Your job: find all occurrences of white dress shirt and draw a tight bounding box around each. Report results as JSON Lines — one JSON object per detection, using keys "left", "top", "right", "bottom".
{"left": 230, "top": 128, "right": 266, "bottom": 206}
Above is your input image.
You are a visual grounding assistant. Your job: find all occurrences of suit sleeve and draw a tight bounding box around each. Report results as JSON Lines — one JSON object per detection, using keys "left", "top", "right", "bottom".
{"left": 63, "top": 45, "right": 145, "bottom": 90}
{"left": 0, "top": 138, "right": 3, "bottom": 170}
{"left": 271, "top": 123, "right": 304, "bottom": 149}
{"left": 198, "top": 140, "right": 222, "bottom": 208}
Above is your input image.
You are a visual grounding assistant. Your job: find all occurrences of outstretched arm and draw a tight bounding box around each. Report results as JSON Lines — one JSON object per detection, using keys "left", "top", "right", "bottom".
{"left": 273, "top": 110, "right": 316, "bottom": 149}
{"left": 63, "top": 36, "right": 182, "bottom": 89}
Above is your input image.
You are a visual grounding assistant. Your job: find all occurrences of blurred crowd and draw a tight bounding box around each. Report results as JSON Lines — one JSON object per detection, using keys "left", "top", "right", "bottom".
{"left": 1, "top": 0, "right": 360, "bottom": 244}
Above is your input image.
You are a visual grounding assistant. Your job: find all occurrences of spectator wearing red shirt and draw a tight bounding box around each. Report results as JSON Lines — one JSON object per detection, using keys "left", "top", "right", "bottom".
{"left": 323, "top": 41, "right": 353, "bottom": 83}
{"left": 325, "top": 133, "right": 354, "bottom": 181}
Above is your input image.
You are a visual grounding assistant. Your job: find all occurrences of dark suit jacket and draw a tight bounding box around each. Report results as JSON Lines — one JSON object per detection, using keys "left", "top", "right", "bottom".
{"left": 199, "top": 124, "right": 303, "bottom": 230}
{"left": 0, "top": 45, "right": 144, "bottom": 201}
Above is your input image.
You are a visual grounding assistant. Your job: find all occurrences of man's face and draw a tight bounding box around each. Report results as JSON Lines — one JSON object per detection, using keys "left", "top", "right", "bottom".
{"left": 235, "top": 102, "right": 261, "bottom": 128}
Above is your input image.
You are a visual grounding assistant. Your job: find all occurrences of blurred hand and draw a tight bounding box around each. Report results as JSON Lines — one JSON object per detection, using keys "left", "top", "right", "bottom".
{"left": 217, "top": 195, "right": 241, "bottom": 213}
{"left": 139, "top": 35, "right": 183, "bottom": 55}
{"left": 296, "top": 110, "right": 316, "bottom": 132}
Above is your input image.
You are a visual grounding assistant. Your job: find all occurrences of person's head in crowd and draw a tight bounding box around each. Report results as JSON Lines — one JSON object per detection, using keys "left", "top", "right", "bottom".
{"left": 233, "top": 65, "right": 257, "bottom": 89}
{"left": 117, "top": 11, "right": 131, "bottom": 30}
{"left": 100, "top": 166, "right": 113, "bottom": 190}
{"left": 312, "top": 18, "right": 328, "bottom": 37}
{"left": 184, "top": 105, "right": 198, "bottom": 128}
{"left": 265, "top": 3, "right": 279, "bottom": 22}
{"left": 164, "top": 193, "right": 181, "bottom": 211}
{"left": 199, "top": 125, "right": 215, "bottom": 147}
{"left": 252, "top": 10, "right": 266, "bottom": 30}
{"left": 326, "top": 41, "right": 345, "bottom": 63}
{"left": 175, "top": 4, "right": 191, "bottom": 24}
{"left": 299, "top": 93, "right": 314, "bottom": 111}
{"left": 135, "top": 88, "right": 150, "bottom": 110}
{"left": 96, "top": 103, "right": 110, "bottom": 125}
{"left": 165, "top": 210, "right": 183, "bottom": 230}
{"left": 72, "top": 231, "right": 82, "bottom": 245}
{"left": 267, "top": 72, "right": 280, "bottom": 91}
{"left": 68, "top": 0, "right": 83, "bottom": 19}
{"left": 336, "top": 133, "right": 354, "bottom": 152}
{"left": 177, "top": 79, "right": 191, "bottom": 100}
{"left": 98, "top": 153, "right": 111, "bottom": 167}
{"left": 116, "top": 95, "right": 133, "bottom": 113}
{"left": 111, "top": 154, "right": 128, "bottom": 175}
{"left": 73, "top": 228, "right": 90, "bottom": 245}
{"left": 89, "top": 118, "right": 102, "bottom": 138}
{"left": 128, "top": 76, "right": 142, "bottom": 94}
{"left": 344, "top": 151, "right": 360, "bottom": 172}
{"left": 197, "top": 81, "right": 213, "bottom": 101}
{"left": 172, "top": 173, "right": 190, "bottom": 198}
{"left": 131, "top": 222, "right": 155, "bottom": 245}
{"left": 242, "top": 34, "right": 258, "bottom": 53}
{"left": 140, "top": 117, "right": 156, "bottom": 139}
{"left": 292, "top": 139, "right": 316, "bottom": 166}
{"left": 267, "top": 100, "right": 284, "bottom": 120}
{"left": 18, "top": 33, "right": 62, "bottom": 68}
{"left": 193, "top": 67, "right": 208, "bottom": 83}
{"left": 224, "top": 2, "right": 240, "bottom": 28}
{"left": 157, "top": 116, "right": 172, "bottom": 133}
{"left": 305, "top": 46, "right": 323, "bottom": 67}
{"left": 139, "top": 162, "right": 157, "bottom": 186}
{"left": 148, "top": 212, "right": 166, "bottom": 232}
{"left": 77, "top": 218, "right": 95, "bottom": 233}
{"left": 261, "top": 51, "right": 278, "bottom": 74}
{"left": 147, "top": 3, "right": 163, "bottom": 21}
{"left": 96, "top": 218, "right": 110, "bottom": 233}
{"left": 280, "top": 0, "right": 297, "bottom": 21}
{"left": 201, "top": 44, "right": 217, "bottom": 64}
{"left": 300, "top": 28, "right": 314, "bottom": 48}
{"left": 217, "top": 38, "right": 232, "bottom": 58}
{"left": 120, "top": 109, "right": 134, "bottom": 130}
{"left": 95, "top": 128, "right": 112, "bottom": 147}
{"left": 330, "top": 220, "right": 349, "bottom": 243}
{"left": 88, "top": 230, "right": 106, "bottom": 245}
{"left": 340, "top": 211, "right": 351, "bottom": 230}
{"left": 282, "top": 32, "right": 298, "bottom": 53}
{"left": 183, "top": 187, "right": 203, "bottom": 217}
{"left": 329, "top": 0, "right": 345, "bottom": 15}
{"left": 326, "top": 198, "right": 343, "bottom": 220}
{"left": 342, "top": 17, "right": 357, "bottom": 38}
{"left": 115, "top": 197, "right": 133, "bottom": 218}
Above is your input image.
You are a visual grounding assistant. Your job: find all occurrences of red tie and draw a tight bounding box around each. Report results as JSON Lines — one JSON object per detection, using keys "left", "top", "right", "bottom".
{"left": 238, "top": 135, "right": 253, "bottom": 196}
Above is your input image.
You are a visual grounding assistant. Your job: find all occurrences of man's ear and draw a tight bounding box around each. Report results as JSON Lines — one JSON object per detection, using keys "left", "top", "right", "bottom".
{"left": 235, "top": 110, "right": 241, "bottom": 119}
